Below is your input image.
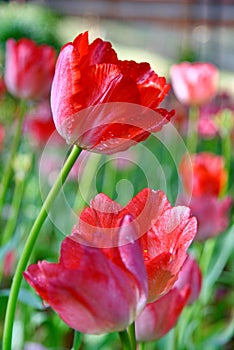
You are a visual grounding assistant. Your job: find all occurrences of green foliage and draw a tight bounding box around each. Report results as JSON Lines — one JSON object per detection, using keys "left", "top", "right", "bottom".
{"left": 0, "top": 2, "right": 62, "bottom": 73}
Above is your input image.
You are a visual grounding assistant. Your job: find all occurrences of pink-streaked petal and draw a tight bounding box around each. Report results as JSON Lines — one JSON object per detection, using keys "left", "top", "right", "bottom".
{"left": 175, "top": 255, "right": 202, "bottom": 304}
{"left": 136, "top": 285, "right": 191, "bottom": 341}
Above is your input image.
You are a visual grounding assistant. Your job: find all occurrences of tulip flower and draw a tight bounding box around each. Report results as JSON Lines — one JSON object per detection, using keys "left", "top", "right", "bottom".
{"left": 72, "top": 188, "right": 197, "bottom": 303}
{"left": 170, "top": 62, "right": 219, "bottom": 106}
{"left": 180, "top": 152, "right": 228, "bottom": 197}
{"left": 24, "top": 100, "right": 63, "bottom": 146}
{"left": 3, "top": 250, "right": 16, "bottom": 278}
{"left": 198, "top": 92, "right": 234, "bottom": 139}
{"left": 136, "top": 255, "right": 201, "bottom": 341}
{"left": 186, "top": 195, "right": 232, "bottom": 241}
{"left": 4, "top": 38, "right": 56, "bottom": 100}
{"left": 51, "top": 31, "right": 174, "bottom": 154}
{"left": 24, "top": 215, "right": 148, "bottom": 334}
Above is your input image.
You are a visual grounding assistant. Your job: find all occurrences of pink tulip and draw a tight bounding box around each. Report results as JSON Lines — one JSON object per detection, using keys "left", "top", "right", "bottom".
{"left": 170, "top": 62, "right": 219, "bottom": 106}
{"left": 135, "top": 285, "right": 190, "bottom": 341}
{"left": 5, "top": 38, "right": 56, "bottom": 100}
{"left": 187, "top": 195, "right": 232, "bottom": 241}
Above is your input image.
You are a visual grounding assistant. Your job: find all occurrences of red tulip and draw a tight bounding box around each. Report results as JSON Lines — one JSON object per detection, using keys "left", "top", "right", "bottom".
{"left": 24, "top": 215, "right": 148, "bottom": 334}
{"left": 24, "top": 100, "right": 63, "bottom": 146}
{"left": 180, "top": 152, "right": 228, "bottom": 197}
{"left": 170, "top": 62, "right": 219, "bottom": 106}
{"left": 72, "top": 188, "right": 197, "bottom": 303}
{"left": 4, "top": 38, "right": 56, "bottom": 100}
{"left": 136, "top": 255, "right": 201, "bottom": 341}
{"left": 51, "top": 31, "right": 174, "bottom": 154}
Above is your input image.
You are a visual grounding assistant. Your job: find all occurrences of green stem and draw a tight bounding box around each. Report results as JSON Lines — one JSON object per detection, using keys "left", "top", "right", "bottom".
{"left": 139, "top": 343, "right": 146, "bottom": 350}
{"left": 0, "top": 101, "right": 27, "bottom": 218}
{"left": 119, "top": 329, "right": 132, "bottom": 350}
{"left": 128, "top": 322, "right": 136, "bottom": 350}
{"left": 71, "top": 330, "right": 82, "bottom": 350}
{"left": 2, "top": 145, "right": 82, "bottom": 350}
{"left": 1, "top": 178, "right": 26, "bottom": 246}
{"left": 186, "top": 105, "right": 199, "bottom": 154}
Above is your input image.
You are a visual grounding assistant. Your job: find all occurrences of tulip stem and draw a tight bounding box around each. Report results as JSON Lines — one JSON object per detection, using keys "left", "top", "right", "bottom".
{"left": 128, "top": 322, "right": 136, "bottom": 350}
{"left": 139, "top": 343, "right": 145, "bottom": 350}
{"left": 119, "top": 329, "right": 132, "bottom": 350}
{"left": 71, "top": 330, "right": 82, "bottom": 350}
{"left": 187, "top": 105, "right": 199, "bottom": 154}
{"left": 0, "top": 100, "right": 27, "bottom": 220}
{"left": 2, "top": 145, "right": 82, "bottom": 350}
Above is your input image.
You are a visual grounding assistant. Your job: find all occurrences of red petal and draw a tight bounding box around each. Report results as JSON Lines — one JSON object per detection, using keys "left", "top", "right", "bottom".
{"left": 126, "top": 189, "right": 171, "bottom": 238}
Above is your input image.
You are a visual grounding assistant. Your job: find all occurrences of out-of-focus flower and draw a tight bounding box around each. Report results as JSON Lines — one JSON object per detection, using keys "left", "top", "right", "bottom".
{"left": 180, "top": 152, "right": 228, "bottom": 197}
{"left": 170, "top": 62, "right": 219, "bottom": 106}
{"left": 24, "top": 215, "right": 148, "bottom": 334}
{"left": 135, "top": 255, "right": 202, "bottom": 341}
{"left": 72, "top": 188, "right": 197, "bottom": 303}
{"left": 186, "top": 195, "right": 232, "bottom": 241}
{"left": 51, "top": 31, "right": 174, "bottom": 154}
{"left": 24, "top": 100, "right": 63, "bottom": 146}
{"left": 198, "top": 92, "right": 234, "bottom": 139}
{"left": 3, "top": 250, "right": 16, "bottom": 277}
{"left": 4, "top": 38, "right": 56, "bottom": 100}
{"left": 174, "top": 255, "right": 202, "bottom": 304}
{"left": 0, "top": 123, "right": 5, "bottom": 151}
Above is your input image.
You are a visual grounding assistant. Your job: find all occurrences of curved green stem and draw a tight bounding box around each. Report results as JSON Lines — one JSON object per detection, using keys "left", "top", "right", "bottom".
{"left": 71, "top": 330, "right": 82, "bottom": 350}
{"left": 128, "top": 322, "right": 136, "bottom": 350}
{"left": 119, "top": 329, "right": 132, "bottom": 350}
{"left": 186, "top": 105, "right": 199, "bottom": 154}
{"left": 0, "top": 101, "right": 27, "bottom": 219}
{"left": 2, "top": 145, "right": 82, "bottom": 350}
